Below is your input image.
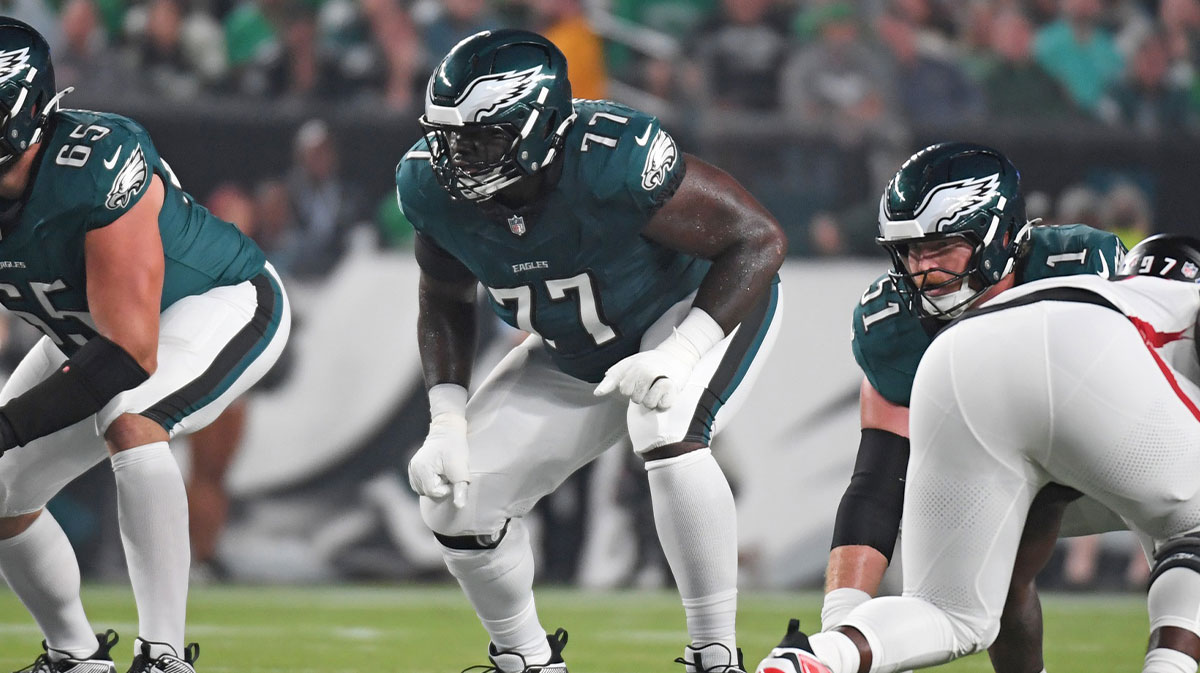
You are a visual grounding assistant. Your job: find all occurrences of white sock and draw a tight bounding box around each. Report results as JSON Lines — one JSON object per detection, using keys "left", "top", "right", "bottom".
{"left": 441, "top": 519, "right": 551, "bottom": 671}
{"left": 0, "top": 512, "right": 96, "bottom": 659}
{"left": 821, "top": 588, "right": 872, "bottom": 632}
{"left": 646, "top": 449, "right": 738, "bottom": 655}
{"left": 1144, "top": 648, "right": 1198, "bottom": 673}
{"left": 111, "top": 442, "right": 189, "bottom": 656}
{"left": 809, "top": 631, "right": 862, "bottom": 673}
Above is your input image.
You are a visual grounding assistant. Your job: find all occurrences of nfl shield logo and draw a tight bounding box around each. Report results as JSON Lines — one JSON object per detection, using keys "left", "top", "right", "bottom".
{"left": 508, "top": 214, "right": 526, "bottom": 236}
{"left": 1183, "top": 261, "right": 1198, "bottom": 279}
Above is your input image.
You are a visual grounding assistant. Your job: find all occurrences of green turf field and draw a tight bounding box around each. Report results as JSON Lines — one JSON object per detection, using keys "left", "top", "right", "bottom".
{"left": 0, "top": 585, "right": 1149, "bottom": 672}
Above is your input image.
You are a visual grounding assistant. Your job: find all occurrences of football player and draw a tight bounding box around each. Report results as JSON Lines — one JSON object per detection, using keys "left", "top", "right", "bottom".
{"left": 818, "top": 142, "right": 1125, "bottom": 673}
{"left": 0, "top": 19, "right": 290, "bottom": 673}
{"left": 397, "top": 29, "right": 786, "bottom": 673}
{"left": 756, "top": 233, "right": 1200, "bottom": 673}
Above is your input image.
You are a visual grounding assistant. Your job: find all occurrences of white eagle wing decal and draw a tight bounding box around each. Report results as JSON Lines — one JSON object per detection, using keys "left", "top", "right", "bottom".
{"left": 105, "top": 145, "right": 149, "bottom": 210}
{"left": 454, "top": 66, "right": 544, "bottom": 122}
{"left": 0, "top": 47, "right": 31, "bottom": 84}
{"left": 913, "top": 173, "right": 1002, "bottom": 233}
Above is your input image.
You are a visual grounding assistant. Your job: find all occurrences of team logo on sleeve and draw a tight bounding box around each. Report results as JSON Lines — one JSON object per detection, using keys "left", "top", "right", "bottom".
{"left": 105, "top": 145, "right": 148, "bottom": 210}
{"left": 640, "top": 129, "right": 677, "bottom": 191}
{"left": 0, "top": 48, "right": 30, "bottom": 84}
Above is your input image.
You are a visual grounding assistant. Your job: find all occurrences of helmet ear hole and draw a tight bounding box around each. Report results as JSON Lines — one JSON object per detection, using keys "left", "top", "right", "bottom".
{"left": 542, "top": 110, "right": 559, "bottom": 141}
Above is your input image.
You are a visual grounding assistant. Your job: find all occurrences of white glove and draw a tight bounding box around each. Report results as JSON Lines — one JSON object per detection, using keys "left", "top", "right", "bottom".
{"left": 595, "top": 308, "right": 726, "bottom": 411}
{"left": 408, "top": 383, "right": 470, "bottom": 508}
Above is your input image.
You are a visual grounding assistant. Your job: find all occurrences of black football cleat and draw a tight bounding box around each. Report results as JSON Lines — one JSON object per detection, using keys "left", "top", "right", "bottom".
{"left": 675, "top": 642, "right": 746, "bottom": 673}
{"left": 755, "top": 619, "right": 833, "bottom": 673}
{"left": 14, "top": 630, "right": 119, "bottom": 673}
{"left": 125, "top": 638, "right": 199, "bottom": 673}
{"left": 466, "top": 628, "right": 569, "bottom": 673}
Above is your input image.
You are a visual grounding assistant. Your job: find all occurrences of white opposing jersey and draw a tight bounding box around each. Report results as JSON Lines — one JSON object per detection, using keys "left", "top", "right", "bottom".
{"left": 982, "top": 273, "right": 1200, "bottom": 384}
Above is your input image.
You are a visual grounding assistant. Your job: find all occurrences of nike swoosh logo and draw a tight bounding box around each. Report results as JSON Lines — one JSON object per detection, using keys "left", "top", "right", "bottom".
{"left": 1098, "top": 252, "right": 1109, "bottom": 278}
{"left": 634, "top": 125, "right": 653, "bottom": 146}
{"left": 103, "top": 148, "right": 121, "bottom": 170}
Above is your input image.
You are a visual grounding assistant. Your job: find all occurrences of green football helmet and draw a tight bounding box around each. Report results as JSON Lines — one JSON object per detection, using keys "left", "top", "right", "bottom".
{"left": 419, "top": 29, "right": 577, "bottom": 202}
{"left": 0, "top": 18, "right": 68, "bottom": 172}
{"left": 877, "top": 142, "right": 1028, "bottom": 319}
{"left": 1117, "top": 233, "right": 1200, "bottom": 282}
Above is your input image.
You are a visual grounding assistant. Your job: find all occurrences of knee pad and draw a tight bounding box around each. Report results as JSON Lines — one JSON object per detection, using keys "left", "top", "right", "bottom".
{"left": 1151, "top": 533, "right": 1200, "bottom": 586}
{"left": 434, "top": 519, "right": 510, "bottom": 551}
{"left": 418, "top": 476, "right": 508, "bottom": 542}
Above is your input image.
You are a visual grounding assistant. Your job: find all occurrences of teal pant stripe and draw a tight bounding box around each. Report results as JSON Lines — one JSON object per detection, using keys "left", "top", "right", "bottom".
{"left": 684, "top": 278, "right": 780, "bottom": 445}
{"left": 142, "top": 271, "right": 284, "bottom": 430}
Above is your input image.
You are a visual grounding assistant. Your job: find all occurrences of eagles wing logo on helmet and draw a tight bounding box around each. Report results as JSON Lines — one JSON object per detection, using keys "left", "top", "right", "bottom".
{"left": 0, "top": 47, "right": 30, "bottom": 84}
{"left": 922, "top": 173, "right": 1002, "bottom": 232}
{"left": 105, "top": 145, "right": 148, "bottom": 210}
{"left": 640, "top": 129, "right": 677, "bottom": 191}
{"left": 882, "top": 173, "right": 1003, "bottom": 238}
{"left": 451, "top": 65, "right": 544, "bottom": 123}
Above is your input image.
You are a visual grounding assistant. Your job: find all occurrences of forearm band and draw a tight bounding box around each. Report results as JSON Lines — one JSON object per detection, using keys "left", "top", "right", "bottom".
{"left": 830, "top": 428, "right": 911, "bottom": 561}
{"left": 0, "top": 336, "right": 149, "bottom": 448}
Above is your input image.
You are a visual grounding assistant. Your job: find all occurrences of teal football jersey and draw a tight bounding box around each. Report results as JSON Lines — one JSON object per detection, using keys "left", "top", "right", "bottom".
{"left": 397, "top": 100, "right": 709, "bottom": 382}
{"left": 0, "top": 109, "right": 266, "bottom": 354}
{"left": 852, "top": 224, "right": 1125, "bottom": 406}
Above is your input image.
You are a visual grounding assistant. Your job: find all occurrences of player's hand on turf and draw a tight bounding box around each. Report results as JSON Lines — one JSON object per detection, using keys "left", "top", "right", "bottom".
{"left": 594, "top": 337, "right": 697, "bottom": 411}
{"left": 408, "top": 413, "right": 470, "bottom": 508}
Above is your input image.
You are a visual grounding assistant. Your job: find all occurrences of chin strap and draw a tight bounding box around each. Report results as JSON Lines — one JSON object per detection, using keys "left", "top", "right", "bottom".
{"left": 27, "top": 86, "right": 73, "bottom": 146}
{"left": 920, "top": 279, "right": 981, "bottom": 319}
{"left": 1000, "top": 218, "right": 1038, "bottom": 279}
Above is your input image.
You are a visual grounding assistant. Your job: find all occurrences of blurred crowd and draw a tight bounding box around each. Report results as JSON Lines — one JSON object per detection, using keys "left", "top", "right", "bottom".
{"left": 5, "top": 0, "right": 1197, "bottom": 132}
{"left": 1, "top": 0, "right": 1189, "bottom": 260}
{"left": 9, "top": 0, "right": 605, "bottom": 109}
{"left": 655, "top": 0, "right": 1200, "bottom": 135}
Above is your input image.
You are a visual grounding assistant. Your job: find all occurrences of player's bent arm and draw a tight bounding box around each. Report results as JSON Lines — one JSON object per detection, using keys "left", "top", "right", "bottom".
{"left": 859, "top": 377, "right": 909, "bottom": 436}
{"left": 641, "top": 153, "right": 787, "bottom": 334}
{"left": 826, "top": 379, "right": 911, "bottom": 596}
{"left": 415, "top": 234, "right": 479, "bottom": 389}
{"left": 84, "top": 174, "right": 167, "bottom": 373}
{"left": 0, "top": 176, "right": 167, "bottom": 452}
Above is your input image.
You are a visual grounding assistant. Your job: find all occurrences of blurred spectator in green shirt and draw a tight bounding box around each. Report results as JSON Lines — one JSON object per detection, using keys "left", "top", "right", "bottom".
{"left": 984, "top": 8, "right": 1078, "bottom": 121}
{"left": 1034, "top": 0, "right": 1125, "bottom": 112}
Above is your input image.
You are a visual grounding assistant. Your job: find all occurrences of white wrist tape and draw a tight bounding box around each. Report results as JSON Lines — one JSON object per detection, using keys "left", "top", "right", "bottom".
{"left": 428, "top": 383, "right": 468, "bottom": 420}
{"left": 657, "top": 308, "right": 726, "bottom": 366}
